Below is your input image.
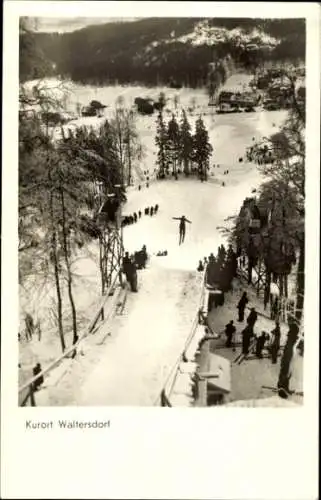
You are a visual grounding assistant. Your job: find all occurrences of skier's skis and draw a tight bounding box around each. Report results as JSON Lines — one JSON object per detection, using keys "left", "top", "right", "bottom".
{"left": 261, "top": 385, "right": 304, "bottom": 397}
{"left": 233, "top": 339, "right": 256, "bottom": 365}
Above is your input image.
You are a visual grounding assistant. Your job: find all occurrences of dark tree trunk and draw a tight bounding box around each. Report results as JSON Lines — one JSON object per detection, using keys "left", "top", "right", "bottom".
{"left": 264, "top": 270, "right": 271, "bottom": 310}
{"left": 173, "top": 156, "right": 177, "bottom": 177}
{"left": 49, "top": 192, "right": 65, "bottom": 352}
{"left": 295, "top": 233, "right": 305, "bottom": 323}
{"left": 46, "top": 118, "right": 65, "bottom": 353}
{"left": 279, "top": 274, "right": 284, "bottom": 297}
{"left": 183, "top": 158, "right": 189, "bottom": 176}
{"left": 204, "top": 162, "right": 207, "bottom": 181}
{"left": 98, "top": 233, "right": 106, "bottom": 321}
{"left": 99, "top": 234, "right": 105, "bottom": 295}
{"left": 116, "top": 122, "right": 124, "bottom": 184}
{"left": 247, "top": 258, "right": 253, "bottom": 284}
{"left": 60, "top": 188, "right": 78, "bottom": 345}
{"left": 284, "top": 274, "right": 288, "bottom": 298}
{"left": 278, "top": 324, "right": 299, "bottom": 395}
{"left": 127, "top": 137, "right": 132, "bottom": 187}
{"left": 256, "top": 259, "right": 261, "bottom": 296}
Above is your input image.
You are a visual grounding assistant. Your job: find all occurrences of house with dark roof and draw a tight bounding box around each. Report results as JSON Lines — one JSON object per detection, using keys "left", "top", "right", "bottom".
{"left": 218, "top": 90, "right": 258, "bottom": 112}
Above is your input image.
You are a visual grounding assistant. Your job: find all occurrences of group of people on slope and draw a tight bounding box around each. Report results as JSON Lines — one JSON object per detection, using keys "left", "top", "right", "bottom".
{"left": 122, "top": 245, "right": 148, "bottom": 292}
{"left": 223, "top": 291, "right": 281, "bottom": 363}
{"left": 122, "top": 204, "right": 159, "bottom": 227}
{"left": 198, "top": 244, "right": 238, "bottom": 309}
{"left": 137, "top": 182, "right": 150, "bottom": 190}
{"left": 19, "top": 313, "right": 41, "bottom": 343}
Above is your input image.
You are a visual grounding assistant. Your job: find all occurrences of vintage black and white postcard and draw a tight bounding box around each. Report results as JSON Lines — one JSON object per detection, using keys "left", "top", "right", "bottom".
{"left": 1, "top": 2, "right": 319, "bottom": 499}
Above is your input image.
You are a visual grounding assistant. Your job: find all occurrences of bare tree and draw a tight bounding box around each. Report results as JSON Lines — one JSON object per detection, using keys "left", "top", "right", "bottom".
{"left": 110, "top": 108, "right": 142, "bottom": 187}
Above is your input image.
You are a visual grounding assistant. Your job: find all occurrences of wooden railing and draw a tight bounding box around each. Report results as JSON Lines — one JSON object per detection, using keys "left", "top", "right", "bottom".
{"left": 18, "top": 271, "right": 124, "bottom": 406}
{"left": 154, "top": 280, "right": 206, "bottom": 406}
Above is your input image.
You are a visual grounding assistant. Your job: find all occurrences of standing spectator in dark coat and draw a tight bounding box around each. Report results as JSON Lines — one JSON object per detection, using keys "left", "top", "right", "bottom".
{"left": 197, "top": 260, "right": 204, "bottom": 272}
{"left": 122, "top": 252, "right": 131, "bottom": 281}
{"left": 242, "top": 325, "right": 254, "bottom": 355}
{"left": 271, "top": 296, "right": 279, "bottom": 320}
{"left": 270, "top": 321, "right": 281, "bottom": 364}
{"left": 32, "top": 363, "right": 44, "bottom": 390}
{"left": 237, "top": 292, "right": 249, "bottom": 322}
{"left": 247, "top": 307, "right": 258, "bottom": 329}
{"left": 154, "top": 204, "right": 159, "bottom": 214}
{"left": 255, "top": 331, "right": 268, "bottom": 358}
{"left": 217, "top": 245, "right": 226, "bottom": 265}
{"left": 127, "top": 259, "right": 138, "bottom": 292}
{"left": 205, "top": 254, "right": 218, "bottom": 287}
{"left": 138, "top": 210, "right": 142, "bottom": 219}
{"left": 150, "top": 207, "right": 154, "bottom": 216}
{"left": 133, "top": 212, "right": 137, "bottom": 223}
{"left": 225, "top": 320, "right": 236, "bottom": 347}
{"left": 141, "top": 245, "right": 148, "bottom": 268}
{"left": 219, "top": 263, "right": 231, "bottom": 295}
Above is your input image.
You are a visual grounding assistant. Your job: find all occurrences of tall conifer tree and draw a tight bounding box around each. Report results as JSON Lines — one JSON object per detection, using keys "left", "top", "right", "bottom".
{"left": 193, "top": 116, "right": 213, "bottom": 181}
{"left": 155, "top": 110, "right": 168, "bottom": 178}
{"left": 167, "top": 114, "right": 180, "bottom": 178}
{"left": 179, "top": 110, "right": 193, "bottom": 176}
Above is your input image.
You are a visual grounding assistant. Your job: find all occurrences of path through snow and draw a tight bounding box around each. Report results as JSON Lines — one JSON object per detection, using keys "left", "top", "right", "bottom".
{"left": 41, "top": 263, "right": 203, "bottom": 406}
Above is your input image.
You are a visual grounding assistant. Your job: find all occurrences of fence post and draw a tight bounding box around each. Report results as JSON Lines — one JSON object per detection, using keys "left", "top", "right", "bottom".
{"left": 198, "top": 379, "right": 207, "bottom": 407}
{"left": 29, "top": 384, "right": 36, "bottom": 406}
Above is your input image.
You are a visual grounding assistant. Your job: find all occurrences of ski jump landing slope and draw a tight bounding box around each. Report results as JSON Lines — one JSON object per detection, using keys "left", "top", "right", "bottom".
{"left": 74, "top": 174, "right": 259, "bottom": 406}
{"left": 75, "top": 263, "right": 204, "bottom": 406}
{"left": 41, "top": 169, "right": 265, "bottom": 406}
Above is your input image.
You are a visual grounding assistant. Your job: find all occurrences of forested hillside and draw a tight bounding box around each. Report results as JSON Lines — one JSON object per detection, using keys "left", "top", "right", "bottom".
{"left": 20, "top": 17, "right": 305, "bottom": 85}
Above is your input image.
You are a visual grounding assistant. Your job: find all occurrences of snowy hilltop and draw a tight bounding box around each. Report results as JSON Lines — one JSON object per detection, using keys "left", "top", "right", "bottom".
{"left": 21, "top": 18, "right": 305, "bottom": 85}
{"left": 163, "top": 20, "right": 280, "bottom": 50}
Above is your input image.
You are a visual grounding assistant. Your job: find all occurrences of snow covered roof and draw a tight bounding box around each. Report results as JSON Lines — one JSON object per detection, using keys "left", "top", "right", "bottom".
{"left": 223, "top": 396, "right": 300, "bottom": 407}
{"left": 200, "top": 353, "right": 231, "bottom": 394}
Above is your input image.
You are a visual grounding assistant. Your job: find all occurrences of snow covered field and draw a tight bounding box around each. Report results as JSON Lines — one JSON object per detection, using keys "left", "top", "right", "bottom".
{"left": 19, "top": 74, "right": 292, "bottom": 405}
{"left": 24, "top": 73, "right": 287, "bottom": 182}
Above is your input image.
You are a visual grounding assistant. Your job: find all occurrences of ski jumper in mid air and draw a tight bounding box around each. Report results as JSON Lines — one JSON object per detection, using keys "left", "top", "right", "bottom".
{"left": 172, "top": 215, "right": 192, "bottom": 245}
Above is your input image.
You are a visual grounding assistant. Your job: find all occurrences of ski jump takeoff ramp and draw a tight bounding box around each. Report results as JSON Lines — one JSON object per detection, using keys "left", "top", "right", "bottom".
{"left": 71, "top": 264, "right": 205, "bottom": 406}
